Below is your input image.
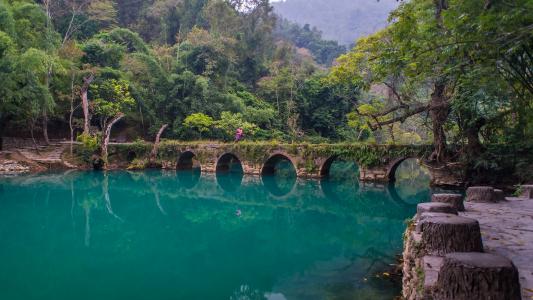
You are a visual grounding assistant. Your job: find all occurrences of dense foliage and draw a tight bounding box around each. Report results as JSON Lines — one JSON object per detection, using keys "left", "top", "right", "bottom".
{"left": 0, "top": 0, "right": 360, "bottom": 145}
{"left": 0, "top": 0, "right": 532, "bottom": 183}
{"left": 330, "top": 0, "right": 533, "bottom": 182}
{"left": 274, "top": 18, "right": 346, "bottom": 65}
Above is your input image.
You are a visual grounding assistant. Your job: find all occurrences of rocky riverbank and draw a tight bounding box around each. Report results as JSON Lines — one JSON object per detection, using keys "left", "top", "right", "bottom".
{"left": 0, "top": 151, "right": 47, "bottom": 175}
{"left": 402, "top": 186, "right": 531, "bottom": 299}
{"left": 0, "top": 159, "right": 30, "bottom": 175}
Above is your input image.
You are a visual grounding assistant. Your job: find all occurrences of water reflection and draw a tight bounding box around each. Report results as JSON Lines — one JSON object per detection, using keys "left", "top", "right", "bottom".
{"left": 176, "top": 169, "right": 201, "bottom": 189}
{"left": 216, "top": 154, "right": 244, "bottom": 192}
{"left": 217, "top": 172, "right": 243, "bottom": 192}
{"left": 261, "top": 175, "right": 297, "bottom": 197}
{"left": 261, "top": 154, "right": 296, "bottom": 177}
{"left": 0, "top": 170, "right": 432, "bottom": 300}
{"left": 322, "top": 157, "right": 360, "bottom": 180}
{"left": 393, "top": 158, "right": 431, "bottom": 204}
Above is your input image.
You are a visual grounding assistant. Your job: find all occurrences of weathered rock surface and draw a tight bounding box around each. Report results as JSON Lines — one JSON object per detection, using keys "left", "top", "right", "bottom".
{"left": 434, "top": 252, "right": 521, "bottom": 300}
{"left": 0, "top": 159, "right": 30, "bottom": 175}
{"left": 417, "top": 203, "right": 458, "bottom": 216}
{"left": 466, "top": 186, "right": 495, "bottom": 203}
{"left": 431, "top": 193, "right": 465, "bottom": 211}
{"left": 421, "top": 256, "right": 444, "bottom": 296}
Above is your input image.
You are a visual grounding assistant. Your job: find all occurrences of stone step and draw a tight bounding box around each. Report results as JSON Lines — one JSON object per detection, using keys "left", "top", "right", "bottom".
{"left": 432, "top": 193, "right": 465, "bottom": 211}
{"left": 417, "top": 203, "right": 458, "bottom": 216}
{"left": 434, "top": 252, "right": 521, "bottom": 300}
{"left": 416, "top": 214, "right": 483, "bottom": 256}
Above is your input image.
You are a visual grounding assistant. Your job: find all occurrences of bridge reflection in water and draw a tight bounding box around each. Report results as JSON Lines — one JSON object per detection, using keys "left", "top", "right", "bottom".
{"left": 0, "top": 159, "right": 431, "bottom": 300}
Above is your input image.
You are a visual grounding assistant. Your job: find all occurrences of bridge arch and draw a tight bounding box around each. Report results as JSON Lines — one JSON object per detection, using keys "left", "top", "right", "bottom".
{"left": 216, "top": 153, "right": 244, "bottom": 192}
{"left": 320, "top": 155, "right": 360, "bottom": 179}
{"left": 176, "top": 151, "right": 201, "bottom": 171}
{"left": 216, "top": 153, "right": 244, "bottom": 174}
{"left": 387, "top": 157, "right": 429, "bottom": 183}
{"left": 261, "top": 153, "right": 297, "bottom": 177}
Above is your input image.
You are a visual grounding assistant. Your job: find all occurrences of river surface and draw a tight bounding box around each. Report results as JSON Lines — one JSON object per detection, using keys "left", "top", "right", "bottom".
{"left": 0, "top": 161, "right": 430, "bottom": 300}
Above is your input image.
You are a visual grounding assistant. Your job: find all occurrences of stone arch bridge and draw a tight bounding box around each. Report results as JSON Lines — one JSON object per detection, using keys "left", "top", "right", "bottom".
{"left": 109, "top": 142, "right": 436, "bottom": 184}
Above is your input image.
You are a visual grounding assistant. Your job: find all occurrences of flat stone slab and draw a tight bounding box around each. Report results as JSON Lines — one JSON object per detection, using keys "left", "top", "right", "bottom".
{"left": 417, "top": 202, "right": 458, "bottom": 216}
{"left": 463, "top": 198, "right": 533, "bottom": 299}
{"left": 418, "top": 212, "right": 458, "bottom": 221}
{"left": 432, "top": 193, "right": 465, "bottom": 211}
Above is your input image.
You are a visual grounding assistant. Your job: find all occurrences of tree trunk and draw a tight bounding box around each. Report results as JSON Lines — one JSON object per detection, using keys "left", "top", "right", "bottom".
{"left": 150, "top": 124, "right": 168, "bottom": 165}
{"left": 429, "top": 82, "right": 450, "bottom": 163}
{"left": 465, "top": 118, "right": 486, "bottom": 157}
{"left": 69, "top": 71, "right": 76, "bottom": 155}
{"left": 0, "top": 116, "right": 5, "bottom": 151}
{"left": 101, "top": 113, "right": 124, "bottom": 166}
{"left": 42, "top": 109, "right": 50, "bottom": 145}
{"left": 81, "top": 74, "right": 94, "bottom": 135}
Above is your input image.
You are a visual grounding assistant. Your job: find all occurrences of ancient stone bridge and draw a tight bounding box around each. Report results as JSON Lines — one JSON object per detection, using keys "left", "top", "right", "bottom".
{"left": 109, "top": 142, "right": 433, "bottom": 184}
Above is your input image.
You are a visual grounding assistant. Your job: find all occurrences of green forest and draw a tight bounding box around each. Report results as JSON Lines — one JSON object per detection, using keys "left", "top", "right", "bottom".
{"left": 0, "top": 0, "right": 532, "bottom": 182}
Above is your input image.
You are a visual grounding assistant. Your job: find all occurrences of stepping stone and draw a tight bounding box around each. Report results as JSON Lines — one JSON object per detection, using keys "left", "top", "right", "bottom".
{"left": 417, "top": 215, "right": 483, "bottom": 256}
{"left": 432, "top": 193, "right": 465, "bottom": 211}
{"left": 418, "top": 212, "right": 458, "bottom": 221}
{"left": 435, "top": 252, "right": 521, "bottom": 300}
{"left": 417, "top": 202, "right": 458, "bottom": 216}
{"left": 466, "top": 186, "right": 496, "bottom": 203}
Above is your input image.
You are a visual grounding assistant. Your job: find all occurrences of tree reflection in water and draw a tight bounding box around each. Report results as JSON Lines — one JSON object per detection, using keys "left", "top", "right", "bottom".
{"left": 393, "top": 158, "right": 431, "bottom": 204}
{"left": 0, "top": 168, "right": 432, "bottom": 300}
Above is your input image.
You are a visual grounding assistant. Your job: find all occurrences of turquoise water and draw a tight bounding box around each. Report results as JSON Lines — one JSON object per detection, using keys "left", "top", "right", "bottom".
{"left": 0, "top": 161, "right": 430, "bottom": 300}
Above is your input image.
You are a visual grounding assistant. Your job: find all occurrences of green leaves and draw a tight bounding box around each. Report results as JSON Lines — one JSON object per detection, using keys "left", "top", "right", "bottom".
{"left": 183, "top": 113, "right": 214, "bottom": 133}
{"left": 215, "top": 111, "right": 258, "bottom": 140}
{"left": 92, "top": 79, "right": 135, "bottom": 119}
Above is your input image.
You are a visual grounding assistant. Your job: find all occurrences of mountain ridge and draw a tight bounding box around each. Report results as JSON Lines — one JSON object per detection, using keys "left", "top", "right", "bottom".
{"left": 272, "top": 0, "right": 400, "bottom": 45}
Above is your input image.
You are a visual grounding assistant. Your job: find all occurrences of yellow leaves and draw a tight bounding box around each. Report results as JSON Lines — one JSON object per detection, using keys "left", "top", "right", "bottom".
{"left": 358, "top": 103, "right": 380, "bottom": 115}
{"left": 186, "top": 27, "right": 213, "bottom": 47}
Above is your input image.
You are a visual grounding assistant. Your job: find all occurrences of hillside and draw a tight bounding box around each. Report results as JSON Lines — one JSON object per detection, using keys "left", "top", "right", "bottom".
{"left": 272, "top": 0, "right": 400, "bottom": 45}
